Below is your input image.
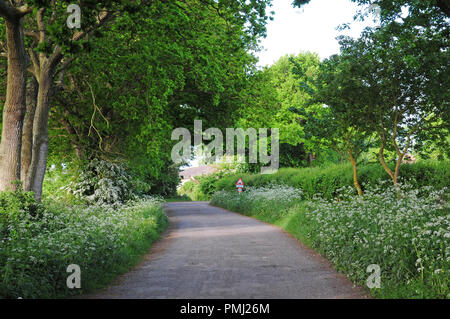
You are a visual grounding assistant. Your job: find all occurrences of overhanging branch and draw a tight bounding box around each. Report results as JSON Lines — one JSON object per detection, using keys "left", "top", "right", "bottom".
{"left": 0, "top": 1, "right": 32, "bottom": 20}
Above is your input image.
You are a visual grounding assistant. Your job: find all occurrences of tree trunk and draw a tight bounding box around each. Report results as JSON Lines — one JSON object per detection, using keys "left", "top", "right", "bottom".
{"left": 393, "top": 155, "right": 404, "bottom": 185}
{"left": 349, "top": 151, "right": 363, "bottom": 196}
{"left": 0, "top": 20, "right": 27, "bottom": 191}
{"left": 25, "top": 69, "right": 53, "bottom": 201}
{"left": 378, "top": 139, "right": 394, "bottom": 181}
{"left": 21, "top": 76, "right": 38, "bottom": 187}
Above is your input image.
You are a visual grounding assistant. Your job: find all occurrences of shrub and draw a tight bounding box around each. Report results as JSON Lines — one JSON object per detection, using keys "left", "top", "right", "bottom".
{"left": 212, "top": 160, "right": 450, "bottom": 199}
{"left": 0, "top": 197, "right": 167, "bottom": 298}
{"left": 0, "top": 190, "right": 41, "bottom": 219}
{"left": 0, "top": 191, "right": 44, "bottom": 253}
{"left": 68, "top": 159, "right": 145, "bottom": 206}
{"left": 299, "top": 183, "right": 449, "bottom": 298}
{"left": 211, "top": 185, "right": 303, "bottom": 221}
{"left": 178, "top": 171, "right": 232, "bottom": 201}
{"left": 43, "top": 162, "right": 81, "bottom": 204}
{"left": 150, "top": 164, "right": 181, "bottom": 197}
{"left": 178, "top": 180, "right": 210, "bottom": 201}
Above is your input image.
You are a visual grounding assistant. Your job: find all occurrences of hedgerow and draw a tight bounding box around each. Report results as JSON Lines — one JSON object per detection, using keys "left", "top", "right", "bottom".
{"left": 207, "top": 160, "right": 449, "bottom": 200}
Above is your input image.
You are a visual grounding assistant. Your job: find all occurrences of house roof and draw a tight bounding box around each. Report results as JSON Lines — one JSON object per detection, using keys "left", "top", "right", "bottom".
{"left": 179, "top": 165, "right": 217, "bottom": 179}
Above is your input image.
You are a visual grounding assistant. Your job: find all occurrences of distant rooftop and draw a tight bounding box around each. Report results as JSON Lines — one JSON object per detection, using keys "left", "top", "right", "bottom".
{"left": 179, "top": 165, "right": 217, "bottom": 180}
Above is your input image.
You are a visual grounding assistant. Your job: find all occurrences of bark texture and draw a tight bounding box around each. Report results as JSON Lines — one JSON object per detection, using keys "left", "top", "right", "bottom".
{"left": 21, "top": 76, "right": 38, "bottom": 187}
{"left": 25, "top": 68, "right": 55, "bottom": 200}
{"left": 0, "top": 19, "right": 27, "bottom": 191}
{"left": 349, "top": 150, "right": 363, "bottom": 196}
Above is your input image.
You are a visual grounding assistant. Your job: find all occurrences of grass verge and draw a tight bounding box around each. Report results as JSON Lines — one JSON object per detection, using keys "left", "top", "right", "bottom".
{"left": 0, "top": 192, "right": 168, "bottom": 299}
{"left": 211, "top": 184, "right": 449, "bottom": 299}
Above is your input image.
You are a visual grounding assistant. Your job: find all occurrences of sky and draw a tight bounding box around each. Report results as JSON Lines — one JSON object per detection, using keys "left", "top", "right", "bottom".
{"left": 256, "top": 0, "right": 377, "bottom": 66}
{"left": 187, "top": 0, "right": 377, "bottom": 168}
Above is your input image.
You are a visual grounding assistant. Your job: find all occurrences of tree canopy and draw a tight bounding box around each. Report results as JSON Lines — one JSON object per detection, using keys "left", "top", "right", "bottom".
{"left": 0, "top": 0, "right": 448, "bottom": 198}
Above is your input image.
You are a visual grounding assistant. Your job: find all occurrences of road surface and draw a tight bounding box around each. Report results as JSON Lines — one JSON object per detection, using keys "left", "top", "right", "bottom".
{"left": 88, "top": 202, "right": 366, "bottom": 298}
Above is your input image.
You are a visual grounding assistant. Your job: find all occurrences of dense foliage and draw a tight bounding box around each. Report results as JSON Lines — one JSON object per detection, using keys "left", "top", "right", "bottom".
{"left": 0, "top": 0, "right": 273, "bottom": 197}
{"left": 0, "top": 191, "right": 167, "bottom": 298}
{"left": 180, "top": 160, "right": 450, "bottom": 200}
{"left": 298, "top": 0, "right": 447, "bottom": 193}
{"left": 68, "top": 159, "right": 145, "bottom": 206}
{"left": 0, "top": 0, "right": 448, "bottom": 300}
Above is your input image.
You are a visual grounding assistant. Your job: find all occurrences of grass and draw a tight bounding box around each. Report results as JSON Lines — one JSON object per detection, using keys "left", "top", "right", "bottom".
{"left": 193, "top": 160, "right": 450, "bottom": 201}
{"left": 0, "top": 192, "right": 168, "bottom": 299}
{"left": 211, "top": 183, "right": 449, "bottom": 299}
{"left": 164, "top": 194, "right": 192, "bottom": 202}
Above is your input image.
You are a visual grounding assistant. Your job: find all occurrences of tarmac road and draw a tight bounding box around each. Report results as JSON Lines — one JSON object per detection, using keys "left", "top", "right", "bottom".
{"left": 88, "top": 202, "right": 366, "bottom": 299}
